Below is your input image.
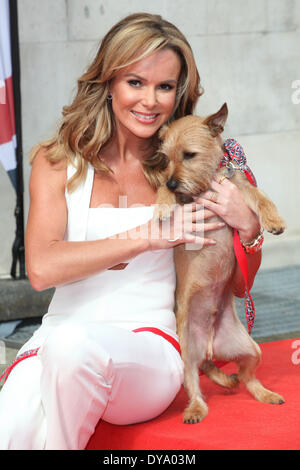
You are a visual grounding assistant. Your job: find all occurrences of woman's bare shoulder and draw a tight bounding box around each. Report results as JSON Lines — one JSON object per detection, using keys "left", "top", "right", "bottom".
{"left": 29, "top": 147, "right": 67, "bottom": 196}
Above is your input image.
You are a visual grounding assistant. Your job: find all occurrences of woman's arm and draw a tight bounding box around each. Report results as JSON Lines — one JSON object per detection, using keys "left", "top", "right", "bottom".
{"left": 26, "top": 150, "right": 149, "bottom": 291}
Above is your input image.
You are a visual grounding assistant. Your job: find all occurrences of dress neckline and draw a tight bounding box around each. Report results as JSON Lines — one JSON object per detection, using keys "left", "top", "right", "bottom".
{"left": 88, "top": 163, "right": 156, "bottom": 210}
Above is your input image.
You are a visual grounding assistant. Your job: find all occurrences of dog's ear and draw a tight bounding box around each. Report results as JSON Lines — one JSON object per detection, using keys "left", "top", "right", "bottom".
{"left": 203, "top": 103, "right": 228, "bottom": 137}
{"left": 159, "top": 124, "right": 169, "bottom": 141}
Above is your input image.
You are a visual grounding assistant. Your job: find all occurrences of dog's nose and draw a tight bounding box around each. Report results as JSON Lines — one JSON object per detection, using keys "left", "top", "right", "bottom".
{"left": 167, "top": 178, "right": 178, "bottom": 191}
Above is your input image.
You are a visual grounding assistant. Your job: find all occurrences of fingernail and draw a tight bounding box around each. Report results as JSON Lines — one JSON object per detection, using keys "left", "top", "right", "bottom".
{"left": 218, "top": 222, "right": 226, "bottom": 227}
{"left": 208, "top": 240, "right": 216, "bottom": 244}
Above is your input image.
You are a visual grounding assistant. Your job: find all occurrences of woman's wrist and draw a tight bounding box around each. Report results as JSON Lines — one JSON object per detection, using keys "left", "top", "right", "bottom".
{"left": 239, "top": 227, "right": 264, "bottom": 255}
{"left": 238, "top": 226, "right": 260, "bottom": 244}
{"left": 237, "top": 211, "right": 264, "bottom": 254}
{"left": 238, "top": 214, "right": 261, "bottom": 244}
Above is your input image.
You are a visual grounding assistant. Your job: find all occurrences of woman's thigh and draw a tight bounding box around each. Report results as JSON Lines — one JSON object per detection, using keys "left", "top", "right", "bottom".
{"left": 93, "top": 326, "right": 184, "bottom": 425}
{"left": 45, "top": 321, "right": 183, "bottom": 426}
{"left": 1, "top": 322, "right": 183, "bottom": 431}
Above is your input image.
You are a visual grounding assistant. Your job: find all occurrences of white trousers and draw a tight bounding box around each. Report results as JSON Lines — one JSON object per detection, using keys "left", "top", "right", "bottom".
{"left": 0, "top": 323, "right": 183, "bottom": 450}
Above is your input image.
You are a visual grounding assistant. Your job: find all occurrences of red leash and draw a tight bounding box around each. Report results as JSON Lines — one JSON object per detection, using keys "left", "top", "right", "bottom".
{"left": 233, "top": 229, "right": 255, "bottom": 334}
{"left": 221, "top": 138, "right": 257, "bottom": 335}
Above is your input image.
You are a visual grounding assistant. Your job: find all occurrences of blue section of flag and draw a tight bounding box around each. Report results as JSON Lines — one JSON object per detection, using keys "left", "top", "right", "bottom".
{"left": 7, "top": 167, "right": 17, "bottom": 191}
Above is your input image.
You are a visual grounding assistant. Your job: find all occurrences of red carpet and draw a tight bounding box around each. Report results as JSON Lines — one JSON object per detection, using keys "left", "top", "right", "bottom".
{"left": 86, "top": 338, "right": 300, "bottom": 450}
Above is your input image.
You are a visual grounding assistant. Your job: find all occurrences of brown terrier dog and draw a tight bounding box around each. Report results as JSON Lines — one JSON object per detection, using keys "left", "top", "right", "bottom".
{"left": 154, "top": 103, "right": 286, "bottom": 423}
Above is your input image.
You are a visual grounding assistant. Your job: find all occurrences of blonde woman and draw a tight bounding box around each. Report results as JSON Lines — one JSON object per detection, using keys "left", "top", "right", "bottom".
{"left": 0, "top": 13, "right": 261, "bottom": 450}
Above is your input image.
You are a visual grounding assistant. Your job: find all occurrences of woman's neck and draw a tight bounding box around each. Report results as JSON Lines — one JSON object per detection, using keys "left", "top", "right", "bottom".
{"left": 102, "top": 128, "right": 157, "bottom": 166}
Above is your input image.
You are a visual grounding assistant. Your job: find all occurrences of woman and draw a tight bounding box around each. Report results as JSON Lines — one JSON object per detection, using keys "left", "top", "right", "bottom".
{"left": 0, "top": 13, "right": 261, "bottom": 450}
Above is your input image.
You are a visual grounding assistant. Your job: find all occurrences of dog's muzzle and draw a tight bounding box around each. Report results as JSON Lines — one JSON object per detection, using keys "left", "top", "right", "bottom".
{"left": 166, "top": 178, "right": 179, "bottom": 191}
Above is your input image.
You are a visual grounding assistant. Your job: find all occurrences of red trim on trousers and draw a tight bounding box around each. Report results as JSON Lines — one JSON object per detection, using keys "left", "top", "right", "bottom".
{"left": 133, "top": 327, "right": 181, "bottom": 355}
{"left": 0, "top": 327, "right": 181, "bottom": 385}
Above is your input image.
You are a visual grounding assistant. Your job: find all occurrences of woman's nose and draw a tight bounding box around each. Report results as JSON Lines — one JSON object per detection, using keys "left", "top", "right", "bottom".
{"left": 141, "top": 87, "right": 157, "bottom": 108}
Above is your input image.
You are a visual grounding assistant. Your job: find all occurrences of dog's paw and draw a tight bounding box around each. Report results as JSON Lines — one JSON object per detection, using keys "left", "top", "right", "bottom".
{"left": 248, "top": 382, "right": 285, "bottom": 405}
{"left": 153, "top": 203, "right": 173, "bottom": 221}
{"left": 268, "top": 225, "right": 285, "bottom": 236}
{"left": 258, "top": 390, "right": 285, "bottom": 405}
{"left": 183, "top": 402, "right": 208, "bottom": 424}
{"left": 262, "top": 215, "right": 286, "bottom": 235}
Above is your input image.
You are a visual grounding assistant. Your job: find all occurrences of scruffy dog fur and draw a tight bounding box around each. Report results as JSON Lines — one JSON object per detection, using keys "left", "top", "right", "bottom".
{"left": 154, "top": 103, "right": 286, "bottom": 423}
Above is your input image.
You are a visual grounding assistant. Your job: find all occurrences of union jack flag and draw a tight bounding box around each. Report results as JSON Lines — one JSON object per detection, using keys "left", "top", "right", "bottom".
{"left": 0, "top": 0, "right": 17, "bottom": 190}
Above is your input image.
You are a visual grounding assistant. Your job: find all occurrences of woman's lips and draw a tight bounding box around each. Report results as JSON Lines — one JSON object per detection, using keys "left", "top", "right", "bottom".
{"left": 131, "top": 110, "right": 160, "bottom": 124}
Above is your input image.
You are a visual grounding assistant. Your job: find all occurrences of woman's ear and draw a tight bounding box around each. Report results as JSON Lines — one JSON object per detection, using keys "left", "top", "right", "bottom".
{"left": 203, "top": 103, "right": 228, "bottom": 137}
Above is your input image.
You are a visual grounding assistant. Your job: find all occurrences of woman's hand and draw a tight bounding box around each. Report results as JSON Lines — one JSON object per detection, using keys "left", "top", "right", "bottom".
{"left": 135, "top": 202, "right": 226, "bottom": 251}
{"left": 193, "top": 176, "right": 261, "bottom": 242}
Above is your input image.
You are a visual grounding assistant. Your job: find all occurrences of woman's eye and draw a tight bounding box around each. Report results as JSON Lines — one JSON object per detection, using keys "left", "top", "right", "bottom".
{"left": 159, "top": 83, "right": 174, "bottom": 91}
{"left": 127, "top": 80, "right": 174, "bottom": 91}
{"left": 128, "top": 80, "right": 141, "bottom": 87}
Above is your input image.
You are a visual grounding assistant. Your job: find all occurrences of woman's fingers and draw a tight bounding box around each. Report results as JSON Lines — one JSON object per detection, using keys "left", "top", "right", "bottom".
{"left": 148, "top": 200, "right": 228, "bottom": 249}
{"left": 178, "top": 202, "right": 218, "bottom": 221}
{"left": 192, "top": 197, "right": 222, "bottom": 215}
{"left": 195, "top": 221, "right": 225, "bottom": 232}
{"left": 182, "top": 234, "right": 217, "bottom": 246}
{"left": 165, "top": 201, "right": 226, "bottom": 246}
{"left": 180, "top": 216, "right": 225, "bottom": 233}
{"left": 211, "top": 176, "right": 232, "bottom": 190}
{"left": 192, "top": 208, "right": 219, "bottom": 221}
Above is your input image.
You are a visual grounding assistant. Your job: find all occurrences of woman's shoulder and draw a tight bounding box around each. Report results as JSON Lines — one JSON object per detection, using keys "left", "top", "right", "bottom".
{"left": 29, "top": 146, "right": 67, "bottom": 196}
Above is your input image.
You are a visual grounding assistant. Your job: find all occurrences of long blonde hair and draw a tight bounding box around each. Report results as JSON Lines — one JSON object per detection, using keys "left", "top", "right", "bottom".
{"left": 30, "top": 13, "right": 203, "bottom": 192}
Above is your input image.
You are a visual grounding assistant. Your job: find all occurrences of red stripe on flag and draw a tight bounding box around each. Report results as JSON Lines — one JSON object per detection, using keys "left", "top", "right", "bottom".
{"left": 0, "top": 75, "right": 16, "bottom": 146}
{"left": 0, "top": 81, "right": 6, "bottom": 104}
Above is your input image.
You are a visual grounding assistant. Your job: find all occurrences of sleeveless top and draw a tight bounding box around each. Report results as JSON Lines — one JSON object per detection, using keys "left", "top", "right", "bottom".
{"left": 29, "top": 161, "right": 177, "bottom": 345}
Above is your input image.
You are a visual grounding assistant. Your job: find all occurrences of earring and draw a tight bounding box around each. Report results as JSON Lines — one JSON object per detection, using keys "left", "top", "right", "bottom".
{"left": 107, "top": 93, "right": 112, "bottom": 102}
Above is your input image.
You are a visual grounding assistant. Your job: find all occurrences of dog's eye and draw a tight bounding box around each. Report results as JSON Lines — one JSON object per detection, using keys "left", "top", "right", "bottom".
{"left": 183, "top": 152, "right": 196, "bottom": 160}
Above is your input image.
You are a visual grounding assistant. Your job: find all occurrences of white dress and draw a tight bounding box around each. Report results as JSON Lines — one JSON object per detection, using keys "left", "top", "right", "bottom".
{"left": 0, "top": 161, "right": 183, "bottom": 450}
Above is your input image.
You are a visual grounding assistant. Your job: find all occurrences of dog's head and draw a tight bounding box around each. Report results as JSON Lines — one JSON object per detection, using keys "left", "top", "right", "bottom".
{"left": 158, "top": 103, "right": 228, "bottom": 201}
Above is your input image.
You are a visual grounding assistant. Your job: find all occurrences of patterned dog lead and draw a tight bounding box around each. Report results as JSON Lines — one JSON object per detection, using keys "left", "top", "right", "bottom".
{"left": 0, "top": 347, "right": 40, "bottom": 384}
{"left": 218, "top": 138, "right": 257, "bottom": 335}
{"left": 219, "top": 138, "right": 257, "bottom": 186}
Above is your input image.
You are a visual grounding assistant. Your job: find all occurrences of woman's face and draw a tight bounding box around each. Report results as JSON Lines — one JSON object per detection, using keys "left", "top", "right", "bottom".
{"left": 109, "top": 48, "right": 181, "bottom": 141}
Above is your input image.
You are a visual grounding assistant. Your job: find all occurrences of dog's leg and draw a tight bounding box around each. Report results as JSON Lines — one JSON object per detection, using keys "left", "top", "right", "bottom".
{"left": 153, "top": 185, "right": 177, "bottom": 220}
{"left": 177, "top": 286, "right": 216, "bottom": 424}
{"left": 201, "top": 359, "right": 239, "bottom": 389}
{"left": 248, "top": 187, "right": 285, "bottom": 235}
{"left": 237, "top": 354, "right": 284, "bottom": 404}
{"left": 233, "top": 175, "right": 285, "bottom": 235}
{"left": 213, "top": 294, "right": 285, "bottom": 404}
{"left": 180, "top": 324, "right": 209, "bottom": 424}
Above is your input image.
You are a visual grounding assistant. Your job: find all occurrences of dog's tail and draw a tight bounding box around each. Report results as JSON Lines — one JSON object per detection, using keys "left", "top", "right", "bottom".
{"left": 201, "top": 360, "right": 239, "bottom": 389}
